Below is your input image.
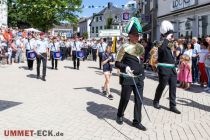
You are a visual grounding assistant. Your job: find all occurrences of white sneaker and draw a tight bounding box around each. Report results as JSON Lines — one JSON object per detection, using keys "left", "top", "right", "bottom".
{"left": 204, "top": 87, "right": 210, "bottom": 91}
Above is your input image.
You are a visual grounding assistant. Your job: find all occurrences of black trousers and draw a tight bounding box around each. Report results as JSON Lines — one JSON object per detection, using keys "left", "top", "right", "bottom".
{"left": 92, "top": 49, "right": 97, "bottom": 61}
{"left": 82, "top": 48, "right": 88, "bottom": 60}
{"left": 50, "top": 51, "right": 57, "bottom": 69}
{"left": 67, "top": 47, "right": 71, "bottom": 57}
{"left": 26, "top": 50, "right": 34, "bottom": 69}
{"left": 117, "top": 84, "right": 143, "bottom": 124}
{"left": 98, "top": 52, "right": 103, "bottom": 69}
{"left": 154, "top": 74, "right": 177, "bottom": 107}
{"left": 61, "top": 47, "right": 67, "bottom": 60}
{"left": 72, "top": 51, "right": 80, "bottom": 69}
{"left": 36, "top": 53, "right": 47, "bottom": 77}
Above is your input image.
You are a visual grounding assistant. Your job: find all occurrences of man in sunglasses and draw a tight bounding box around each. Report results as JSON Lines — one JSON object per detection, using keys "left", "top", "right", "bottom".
{"left": 153, "top": 20, "right": 181, "bottom": 114}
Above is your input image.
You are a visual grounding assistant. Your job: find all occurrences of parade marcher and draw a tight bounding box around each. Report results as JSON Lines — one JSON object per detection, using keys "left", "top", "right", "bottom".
{"left": 71, "top": 36, "right": 82, "bottom": 70}
{"left": 34, "top": 32, "right": 48, "bottom": 81}
{"left": 15, "top": 36, "right": 23, "bottom": 63}
{"left": 49, "top": 37, "right": 60, "bottom": 70}
{"left": 115, "top": 17, "right": 146, "bottom": 131}
{"left": 25, "top": 34, "right": 35, "bottom": 70}
{"left": 153, "top": 20, "right": 181, "bottom": 114}
{"left": 91, "top": 39, "right": 98, "bottom": 61}
{"left": 102, "top": 44, "right": 115, "bottom": 100}
{"left": 97, "top": 38, "right": 107, "bottom": 69}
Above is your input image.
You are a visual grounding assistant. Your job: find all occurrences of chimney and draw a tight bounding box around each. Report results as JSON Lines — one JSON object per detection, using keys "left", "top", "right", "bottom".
{"left": 108, "top": 2, "right": 113, "bottom": 9}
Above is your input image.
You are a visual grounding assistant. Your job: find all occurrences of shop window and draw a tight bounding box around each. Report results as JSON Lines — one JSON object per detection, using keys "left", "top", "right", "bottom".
{"left": 199, "top": 15, "right": 210, "bottom": 38}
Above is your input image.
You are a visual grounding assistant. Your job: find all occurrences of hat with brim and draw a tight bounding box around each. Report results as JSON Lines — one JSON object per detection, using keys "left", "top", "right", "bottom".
{"left": 125, "top": 17, "right": 142, "bottom": 35}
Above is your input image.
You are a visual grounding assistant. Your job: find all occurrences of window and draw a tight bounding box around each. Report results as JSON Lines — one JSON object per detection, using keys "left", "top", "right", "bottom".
{"left": 100, "top": 16, "right": 102, "bottom": 21}
{"left": 100, "top": 26, "right": 103, "bottom": 30}
{"left": 199, "top": 14, "right": 210, "bottom": 38}
{"left": 92, "top": 27, "right": 94, "bottom": 33}
{"left": 96, "top": 26, "right": 98, "bottom": 33}
{"left": 115, "top": 16, "right": 118, "bottom": 20}
{"left": 96, "top": 17, "right": 99, "bottom": 22}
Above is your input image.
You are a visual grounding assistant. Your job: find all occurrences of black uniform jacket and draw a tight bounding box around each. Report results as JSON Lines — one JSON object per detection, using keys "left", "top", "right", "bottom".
{"left": 115, "top": 52, "right": 145, "bottom": 85}
{"left": 157, "top": 39, "right": 177, "bottom": 76}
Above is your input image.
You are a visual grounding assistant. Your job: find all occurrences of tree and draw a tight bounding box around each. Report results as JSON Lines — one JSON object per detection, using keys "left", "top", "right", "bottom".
{"left": 9, "top": 0, "right": 82, "bottom": 31}
{"left": 82, "top": 32, "right": 88, "bottom": 39}
{"left": 8, "top": 0, "right": 29, "bottom": 28}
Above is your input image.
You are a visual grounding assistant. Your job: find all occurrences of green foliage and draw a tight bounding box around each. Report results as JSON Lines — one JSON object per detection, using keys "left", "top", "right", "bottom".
{"left": 82, "top": 32, "right": 88, "bottom": 39}
{"left": 8, "top": 0, "right": 82, "bottom": 31}
{"left": 106, "top": 17, "right": 113, "bottom": 29}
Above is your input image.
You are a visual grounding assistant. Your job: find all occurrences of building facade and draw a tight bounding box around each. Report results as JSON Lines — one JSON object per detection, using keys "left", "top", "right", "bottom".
{"left": 78, "top": 17, "right": 91, "bottom": 39}
{"left": 156, "top": 0, "right": 210, "bottom": 40}
{"left": 0, "top": 0, "right": 8, "bottom": 27}
{"left": 89, "top": 2, "right": 123, "bottom": 38}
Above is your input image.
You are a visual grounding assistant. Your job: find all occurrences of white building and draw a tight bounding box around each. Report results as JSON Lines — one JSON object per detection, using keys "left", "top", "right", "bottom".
{"left": 157, "top": 0, "right": 210, "bottom": 40}
{"left": 0, "top": 0, "right": 8, "bottom": 27}
{"left": 49, "top": 25, "right": 73, "bottom": 38}
{"left": 78, "top": 17, "right": 92, "bottom": 39}
{"left": 89, "top": 2, "right": 123, "bottom": 38}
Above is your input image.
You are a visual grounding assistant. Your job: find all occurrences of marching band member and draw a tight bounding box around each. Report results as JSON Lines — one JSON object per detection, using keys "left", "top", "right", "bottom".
{"left": 153, "top": 20, "right": 181, "bottom": 114}
{"left": 34, "top": 32, "right": 48, "bottom": 81}
{"left": 115, "top": 17, "right": 146, "bottom": 131}
{"left": 91, "top": 39, "right": 98, "bottom": 61}
{"left": 97, "top": 38, "right": 107, "bottom": 69}
{"left": 25, "top": 34, "right": 35, "bottom": 70}
{"left": 49, "top": 37, "right": 60, "bottom": 70}
{"left": 71, "top": 35, "right": 82, "bottom": 70}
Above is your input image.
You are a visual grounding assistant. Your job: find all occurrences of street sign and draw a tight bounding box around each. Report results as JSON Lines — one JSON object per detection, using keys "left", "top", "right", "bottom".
{"left": 99, "top": 29, "right": 121, "bottom": 37}
{"left": 122, "top": 12, "right": 130, "bottom": 21}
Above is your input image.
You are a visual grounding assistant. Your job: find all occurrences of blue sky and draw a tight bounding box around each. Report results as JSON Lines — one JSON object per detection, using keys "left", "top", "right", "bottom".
{"left": 78, "top": 0, "right": 129, "bottom": 17}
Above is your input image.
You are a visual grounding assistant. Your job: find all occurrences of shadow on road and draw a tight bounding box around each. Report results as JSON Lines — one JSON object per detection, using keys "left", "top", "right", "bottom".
{"left": 88, "top": 66, "right": 100, "bottom": 70}
{"left": 86, "top": 101, "right": 133, "bottom": 126}
{"left": 0, "top": 100, "right": 22, "bottom": 111}
{"left": 74, "top": 86, "right": 154, "bottom": 107}
{"left": 18, "top": 66, "right": 29, "bottom": 70}
{"left": 64, "top": 66, "right": 75, "bottom": 69}
{"left": 177, "top": 98, "right": 210, "bottom": 112}
{"left": 26, "top": 74, "right": 37, "bottom": 79}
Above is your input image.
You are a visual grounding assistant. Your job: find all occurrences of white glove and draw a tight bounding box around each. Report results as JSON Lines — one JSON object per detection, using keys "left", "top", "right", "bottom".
{"left": 126, "top": 66, "right": 134, "bottom": 77}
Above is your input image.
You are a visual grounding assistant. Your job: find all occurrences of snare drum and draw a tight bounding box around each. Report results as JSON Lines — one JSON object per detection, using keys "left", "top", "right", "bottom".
{"left": 27, "top": 51, "right": 36, "bottom": 60}
{"left": 53, "top": 51, "right": 62, "bottom": 60}
{"left": 76, "top": 51, "right": 85, "bottom": 59}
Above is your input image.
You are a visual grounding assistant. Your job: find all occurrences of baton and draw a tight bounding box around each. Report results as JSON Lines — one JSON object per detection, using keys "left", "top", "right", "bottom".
{"left": 119, "top": 73, "right": 151, "bottom": 122}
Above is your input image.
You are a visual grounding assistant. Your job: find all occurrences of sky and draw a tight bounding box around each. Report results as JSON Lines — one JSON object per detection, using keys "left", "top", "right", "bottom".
{"left": 78, "top": 0, "right": 129, "bottom": 17}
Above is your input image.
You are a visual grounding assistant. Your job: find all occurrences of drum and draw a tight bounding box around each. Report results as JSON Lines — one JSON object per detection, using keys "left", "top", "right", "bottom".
{"left": 27, "top": 51, "right": 36, "bottom": 60}
{"left": 76, "top": 51, "right": 85, "bottom": 59}
{"left": 53, "top": 51, "right": 62, "bottom": 60}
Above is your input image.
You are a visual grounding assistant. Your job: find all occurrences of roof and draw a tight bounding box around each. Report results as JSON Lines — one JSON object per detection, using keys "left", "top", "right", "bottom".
{"left": 89, "top": 3, "right": 123, "bottom": 26}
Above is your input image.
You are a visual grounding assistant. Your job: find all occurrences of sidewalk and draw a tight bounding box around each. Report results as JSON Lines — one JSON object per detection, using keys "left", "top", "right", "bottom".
{"left": 0, "top": 60, "right": 210, "bottom": 140}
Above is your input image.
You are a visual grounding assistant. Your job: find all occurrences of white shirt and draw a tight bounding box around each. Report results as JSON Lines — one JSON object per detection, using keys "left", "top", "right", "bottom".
{"left": 192, "top": 43, "right": 201, "bottom": 57}
{"left": 71, "top": 41, "right": 82, "bottom": 51}
{"left": 36, "top": 39, "right": 48, "bottom": 53}
{"left": 199, "top": 49, "right": 208, "bottom": 63}
{"left": 97, "top": 42, "right": 107, "bottom": 52}
{"left": 49, "top": 42, "right": 60, "bottom": 52}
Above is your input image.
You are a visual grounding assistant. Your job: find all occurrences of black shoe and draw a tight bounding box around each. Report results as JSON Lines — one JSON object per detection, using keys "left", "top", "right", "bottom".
{"left": 55, "top": 68, "right": 58, "bottom": 70}
{"left": 116, "top": 116, "right": 123, "bottom": 125}
{"left": 153, "top": 102, "right": 161, "bottom": 109}
{"left": 77, "top": 67, "right": 79, "bottom": 70}
{"left": 108, "top": 94, "right": 114, "bottom": 100}
{"left": 37, "top": 75, "right": 40, "bottom": 79}
{"left": 42, "top": 77, "right": 46, "bottom": 81}
{"left": 170, "top": 107, "right": 181, "bottom": 114}
{"left": 51, "top": 67, "right": 54, "bottom": 69}
{"left": 102, "top": 91, "right": 107, "bottom": 96}
{"left": 132, "top": 123, "right": 147, "bottom": 131}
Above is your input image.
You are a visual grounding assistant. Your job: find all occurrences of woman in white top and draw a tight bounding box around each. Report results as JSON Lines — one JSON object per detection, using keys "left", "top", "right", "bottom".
{"left": 198, "top": 40, "right": 209, "bottom": 87}
{"left": 183, "top": 43, "right": 193, "bottom": 65}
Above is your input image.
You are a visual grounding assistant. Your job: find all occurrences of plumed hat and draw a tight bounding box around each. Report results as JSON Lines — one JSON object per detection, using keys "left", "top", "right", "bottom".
{"left": 125, "top": 17, "right": 142, "bottom": 35}
{"left": 160, "top": 20, "right": 175, "bottom": 36}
